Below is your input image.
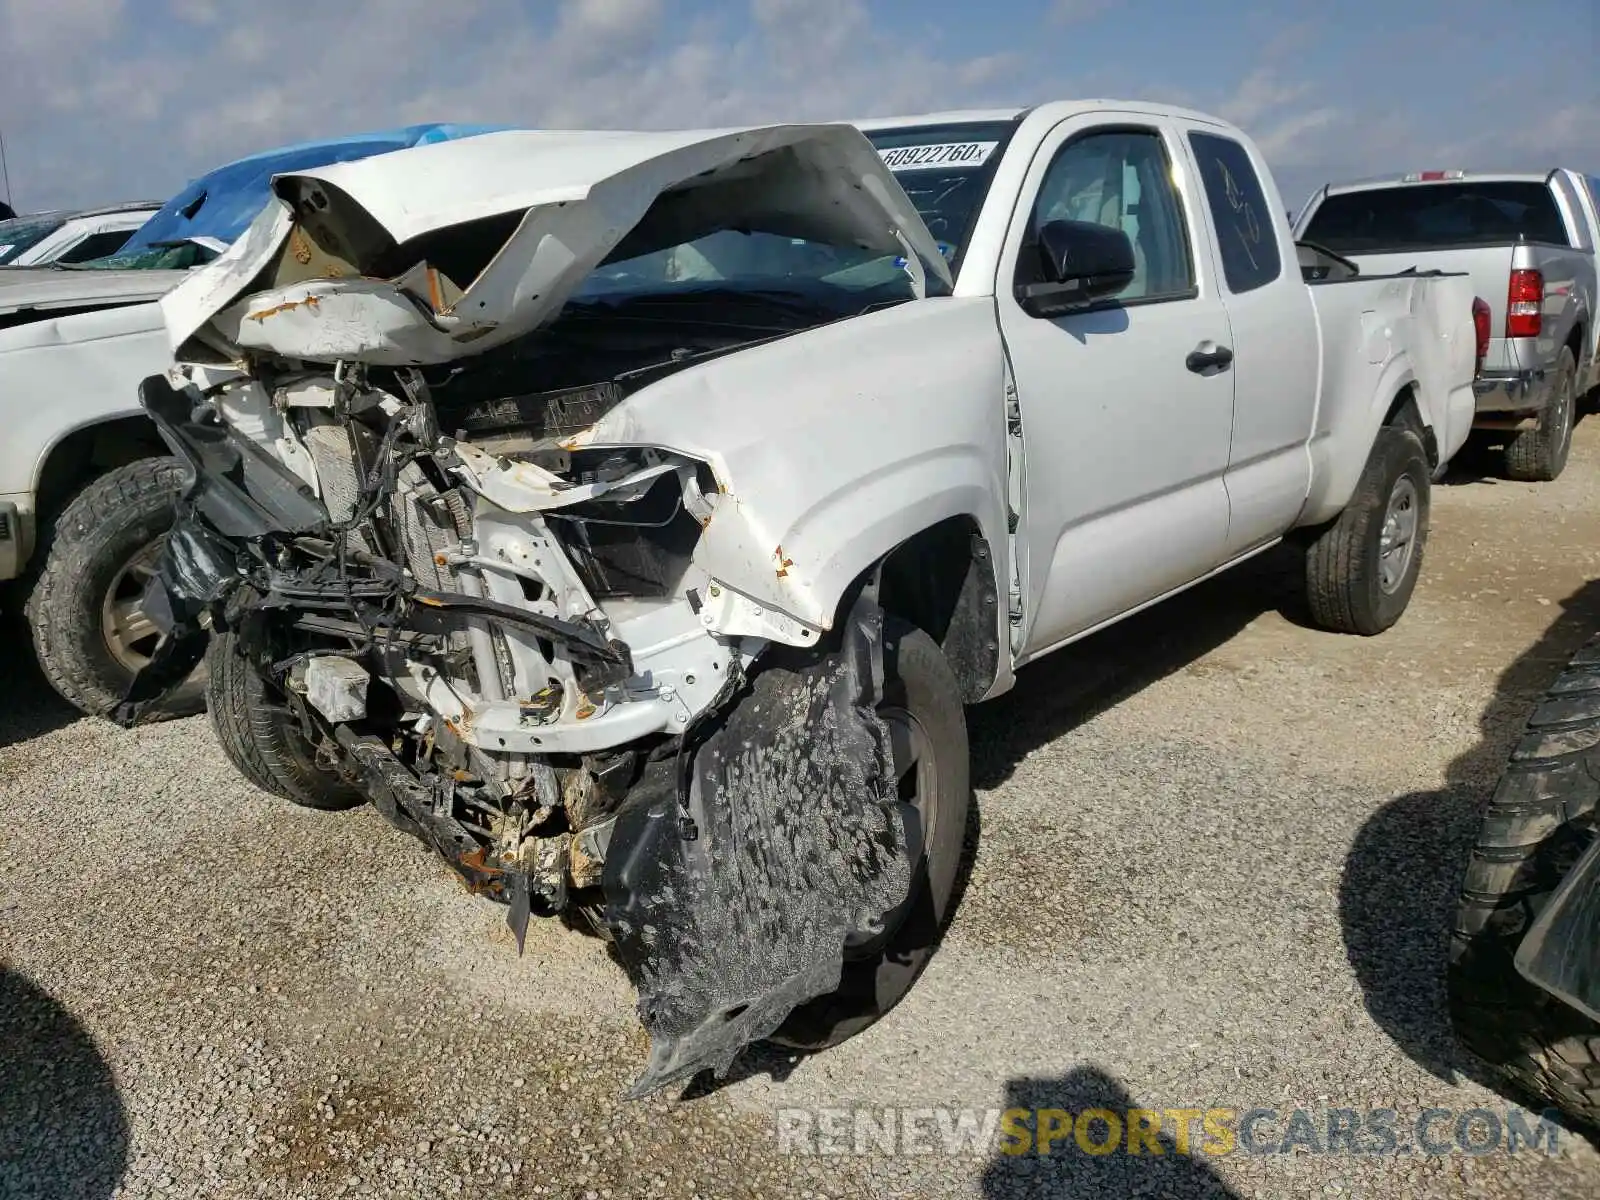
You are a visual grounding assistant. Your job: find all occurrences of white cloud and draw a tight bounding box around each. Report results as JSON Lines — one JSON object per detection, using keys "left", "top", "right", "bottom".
{"left": 0, "top": 0, "right": 123, "bottom": 47}
{"left": 1048, "top": 0, "right": 1109, "bottom": 25}
{"left": 169, "top": 0, "right": 218, "bottom": 22}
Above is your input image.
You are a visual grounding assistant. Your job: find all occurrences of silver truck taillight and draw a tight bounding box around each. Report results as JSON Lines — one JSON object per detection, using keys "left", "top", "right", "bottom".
{"left": 1507, "top": 269, "right": 1544, "bottom": 339}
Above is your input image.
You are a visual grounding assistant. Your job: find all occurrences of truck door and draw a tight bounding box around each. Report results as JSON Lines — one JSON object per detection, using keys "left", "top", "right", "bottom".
{"left": 995, "top": 115, "right": 1236, "bottom": 658}
{"left": 1179, "top": 126, "right": 1319, "bottom": 557}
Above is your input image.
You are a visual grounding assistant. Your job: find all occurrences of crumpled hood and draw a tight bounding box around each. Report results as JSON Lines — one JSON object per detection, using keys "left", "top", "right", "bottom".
{"left": 160, "top": 123, "right": 951, "bottom": 367}
{"left": 0, "top": 267, "right": 190, "bottom": 315}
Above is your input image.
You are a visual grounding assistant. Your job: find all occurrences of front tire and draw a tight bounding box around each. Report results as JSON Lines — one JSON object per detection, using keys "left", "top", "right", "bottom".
{"left": 25, "top": 458, "right": 204, "bottom": 718}
{"left": 1449, "top": 634, "right": 1600, "bottom": 1127}
{"left": 205, "top": 629, "right": 367, "bottom": 811}
{"left": 768, "top": 621, "right": 971, "bottom": 1050}
{"left": 1303, "top": 425, "right": 1430, "bottom": 636}
{"left": 1503, "top": 346, "right": 1577, "bottom": 483}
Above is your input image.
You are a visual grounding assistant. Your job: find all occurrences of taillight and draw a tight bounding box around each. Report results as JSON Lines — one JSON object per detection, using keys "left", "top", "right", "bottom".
{"left": 1507, "top": 269, "right": 1543, "bottom": 338}
{"left": 1472, "top": 297, "right": 1491, "bottom": 370}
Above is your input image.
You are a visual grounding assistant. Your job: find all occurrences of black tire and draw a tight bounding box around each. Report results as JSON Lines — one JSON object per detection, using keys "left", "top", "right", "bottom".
{"left": 1303, "top": 425, "right": 1430, "bottom": 636}
{"left": 205, "top": 628, "right": 367, "bottom": 811}
{"left": 1503, "top": 347, "right": 1577, "bottom": 482}
{"left": 1449, "top": 634, "right": 1600, "bottom": 1127}
{"left": 767, "top": 621, "right": 971, "bottom": 1050}
{"left": 24, "top": 457, "right": 203, "bottom": 718}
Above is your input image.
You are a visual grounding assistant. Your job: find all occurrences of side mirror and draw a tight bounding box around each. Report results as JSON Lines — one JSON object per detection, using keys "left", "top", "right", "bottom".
{"left": 1017, "top": 219, "right": 1135, "bottom": 318}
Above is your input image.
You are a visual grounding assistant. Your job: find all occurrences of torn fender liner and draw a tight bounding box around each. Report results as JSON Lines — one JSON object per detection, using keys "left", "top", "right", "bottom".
{"left": 110, "top": 513, "right": 239, "bottom": 726}
{"left": 602, "top": 600, "right": 913, "bottom": 1098}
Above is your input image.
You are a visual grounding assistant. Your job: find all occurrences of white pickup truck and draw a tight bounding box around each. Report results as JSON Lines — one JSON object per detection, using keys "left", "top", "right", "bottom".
{"left": 115, "top": 102, "right": 1479, "bottom": 1097}
{"left": 1295, "top": 169, "right": 1600, "bottom": 480}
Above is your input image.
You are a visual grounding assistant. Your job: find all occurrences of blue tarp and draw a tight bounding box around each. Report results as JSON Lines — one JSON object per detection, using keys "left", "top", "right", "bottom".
{"left": 118, "top": 122, "right": 509, "bottom": 254}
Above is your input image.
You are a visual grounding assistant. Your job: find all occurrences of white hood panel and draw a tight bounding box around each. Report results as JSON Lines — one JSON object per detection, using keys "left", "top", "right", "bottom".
{"left": 161, "top": 124, "right": 950, "bottom": 366}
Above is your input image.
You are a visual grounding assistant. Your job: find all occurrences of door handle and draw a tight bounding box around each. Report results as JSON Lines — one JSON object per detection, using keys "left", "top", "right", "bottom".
{"left": 1186, "top": 342, "right": 1235, "bottom": 375}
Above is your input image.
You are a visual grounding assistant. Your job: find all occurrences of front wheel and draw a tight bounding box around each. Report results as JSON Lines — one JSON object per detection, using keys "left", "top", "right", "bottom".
{"left": 26, "top": 458, "right": 205, "bottom": 718}
{"left": 205, "top": 628, "right": 367, "bottom": 811}
{"left": 1303, "top": 425, "right": 1430, "bottom": 636}
{"left": 767, "top": 620, "right": 971, "bottom": 1050}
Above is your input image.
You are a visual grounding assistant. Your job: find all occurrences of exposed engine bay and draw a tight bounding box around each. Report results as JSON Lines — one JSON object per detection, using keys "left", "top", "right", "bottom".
{"left": 120, "top": 279, "right": 934, "bottom": 1102}
{"left": 111, "top": 123, "right": 971, "bottom": 1098}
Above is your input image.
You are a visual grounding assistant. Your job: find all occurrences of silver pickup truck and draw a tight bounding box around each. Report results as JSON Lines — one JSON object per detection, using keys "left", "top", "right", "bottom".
{"left": 1295, "top": 170, "right": 1600, "bottom": 481}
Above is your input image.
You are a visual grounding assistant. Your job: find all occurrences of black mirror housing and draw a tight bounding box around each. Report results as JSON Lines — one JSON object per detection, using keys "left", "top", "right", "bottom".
{"left": 1018, "top": 219, "right": 1136, "bottom": 318}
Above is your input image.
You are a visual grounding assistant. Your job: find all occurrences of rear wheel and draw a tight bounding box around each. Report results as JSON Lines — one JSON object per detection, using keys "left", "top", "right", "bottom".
{"left": 1303, "top": 425, "right": 1430, "bottom": 636}
{"left": 1503, "top": 347, "right": 1577, "bottom": 482}
{"left": 25, "top": 458, "right": 205, "bottom": 718}
{"left": 205, "top": 628, "right": 366, "bottom": 811}
{"left": 1449, "top": 633, "right": 1600, "bottom": 1127}
{"left": 767, "top": 621, "right": 970, "bottom": 1049}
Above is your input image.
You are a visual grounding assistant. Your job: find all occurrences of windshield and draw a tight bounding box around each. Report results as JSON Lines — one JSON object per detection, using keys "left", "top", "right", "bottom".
{"left": 865, "top": 120, "right": 1018, "bottom": 278}
{"left": 59, "top": 242, "right": 219, "bottom": 271}
{"left": 569, "top": 226, "right": 950, "bottom": 313}
{"left": 0, "top": 214, "right": 68, "bottom": 265}
{"left": 1302, "top": 181, "right": 1571, "bottom": 254}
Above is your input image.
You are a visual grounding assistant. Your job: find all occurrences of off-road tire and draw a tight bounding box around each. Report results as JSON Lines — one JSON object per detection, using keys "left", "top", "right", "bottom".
{"left": 25, "top": 457, "right": 201, "bottom": 718}
{"left": 1449, "top": 633, "right": 1600, "bottom": 1127}
{"left": 205, "top": 628, "right": 367, "bottom": 811}
{"left": 1304, "top": 425, "right": 1430, "bottom": 636}
{"left": 767, "top": 621, "right": 971, "bottom": 1050}
{"left": 1503, "top": 347, "right": 1577, "bottom": 483}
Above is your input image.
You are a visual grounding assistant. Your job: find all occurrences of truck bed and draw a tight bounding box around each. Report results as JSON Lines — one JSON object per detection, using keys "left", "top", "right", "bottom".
{"left": 1298, "top": 268, "right": 1478, "bottom": 524}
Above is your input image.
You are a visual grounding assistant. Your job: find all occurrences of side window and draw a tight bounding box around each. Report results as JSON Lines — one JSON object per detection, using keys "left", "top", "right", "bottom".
{"left": 55, "top": 229, "right": 136, "bottom": 264}
{"left": 1022, "top": 128, "right": 1195, "bottom": 303}
{"left": 1188, "top": 131, "right": 1282, "bottom": 293}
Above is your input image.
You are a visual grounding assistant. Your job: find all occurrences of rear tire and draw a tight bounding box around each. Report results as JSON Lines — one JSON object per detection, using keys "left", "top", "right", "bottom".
{"left": 767, "top": 620, "right": 970, "bottom": 1050}
{"left": 1449, "top": 633, "right": 1600, "bottom": 1127}
{"left": 205, "top": 628, "right": 367, "bottom": 811}
{"left": 25, "top": 458, "right": 204, "bottom": 718}
{"left": 1303, "top": 425, "right": 1430, "bottom": 636}
{"left": 1503, "top": 347, "right": 1577, "bottom": 482}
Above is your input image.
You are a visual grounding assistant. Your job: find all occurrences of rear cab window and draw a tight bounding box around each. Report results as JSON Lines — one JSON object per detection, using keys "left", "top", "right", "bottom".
{"left": 864, "top": 119, "right": 1020, "bottom": 280}
{"left": 1187, "top": 131, "right": 1282, "bottom": 294}
{"left": 56, "top": 228, "right": 138, "bottom": 264}
{"left": 1301, "top": 180, "right": 1572, "bottom": 255}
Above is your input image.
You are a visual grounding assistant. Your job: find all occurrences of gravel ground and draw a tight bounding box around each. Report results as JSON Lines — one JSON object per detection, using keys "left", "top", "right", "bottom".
{"left": 7, "top": 422, "right": 1600, "bottom": 1199}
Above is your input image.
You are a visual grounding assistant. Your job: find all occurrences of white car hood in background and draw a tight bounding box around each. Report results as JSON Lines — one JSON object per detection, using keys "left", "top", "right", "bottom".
{"left": 0, "top": 268, "right": 191, "bottom": 316}
{"left": 161, "top": 124, "right": 951, "bottom": 367}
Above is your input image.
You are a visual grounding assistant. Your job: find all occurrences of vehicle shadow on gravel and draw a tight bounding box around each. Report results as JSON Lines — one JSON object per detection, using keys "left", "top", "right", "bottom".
{"left": 0, "top": 614, "right": 79, "bottom": 750}
{"left": 0, "top": 968, "right": 129, "bottom": 1198}
{"left": 969, "top": 544, "right": 1305, "bottom": 791}
{"left": 1339, "top": 578, "right": 1600, "bottom": 1099}
{"left": 978, "top": 1065, "right": 1240, "bottom": 1198}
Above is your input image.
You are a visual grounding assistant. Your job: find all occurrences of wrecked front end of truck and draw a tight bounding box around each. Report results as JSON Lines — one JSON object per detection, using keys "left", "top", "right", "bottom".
{"left": 114, "top": 124, "right": 958, "bottom": 1098}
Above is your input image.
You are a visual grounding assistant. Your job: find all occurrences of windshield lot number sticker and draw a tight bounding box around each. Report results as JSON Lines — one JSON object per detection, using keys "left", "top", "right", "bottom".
{"left": 879, "top": 142, "right": 998, "bottom": 172}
